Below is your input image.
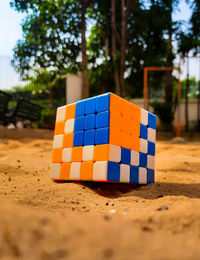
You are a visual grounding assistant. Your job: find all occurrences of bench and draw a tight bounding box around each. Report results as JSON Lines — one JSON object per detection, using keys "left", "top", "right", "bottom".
{"left": 0, "top": 90, "right": 12, "bottom": 125}
{"left": 8, "top": 99, "right": 43, "bottom": 126}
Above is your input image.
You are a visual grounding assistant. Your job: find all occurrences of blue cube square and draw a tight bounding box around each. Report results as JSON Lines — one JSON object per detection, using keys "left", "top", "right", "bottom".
{"left": 107, "top": 161, "right": 120, "bottom": 182}
{"left": 75, "top": 100, "right": 85, "bottom": 116}
{"left": 74, "top": 116, "right": 85, "bottom": 132}
{"left": 147, "top": 169, "right": 154, "bottom": 183}
{"left": 96, "top": 93, "right": 110, "bottom": 113}
{"left": 121, "top": 148, "right": 131, "bottom": 165}
{"left": 73, "top": 131, "right": 84, "bottom": 146}
{"left": 130, "top": 165, "right": 139, "bottom": 183}
{"left": 148, "top": 112, "right": 156, "bottom": 129}
{"left": 140, "top": 124, "right": 147, "bottom": 139}
{"left": 139, "top": 152, "right": 147, "bottom": 167}
{"left": 96, "top": 111, "right": 110, "bottom": 128}
{"left": 84, "top": 114, "right": 96, "bottom": 130}
{"left": 95, "top": 127, "right": 109, "bottom": 145}
{"left": 84, "top": 129, "right": 95, "bottom": 145}
{"left": 148, "top": 141, "right": 155, "bottom": 156}
{"left": 85, "top": 97, "right": 96, "bottom": 115}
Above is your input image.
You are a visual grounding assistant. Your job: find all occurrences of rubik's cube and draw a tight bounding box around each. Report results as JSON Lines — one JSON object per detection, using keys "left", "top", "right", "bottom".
{"left": 51, "top": 92, "right": 156, "bottom": 184}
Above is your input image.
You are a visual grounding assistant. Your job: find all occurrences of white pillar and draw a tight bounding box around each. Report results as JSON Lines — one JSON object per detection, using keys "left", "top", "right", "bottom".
{"left": 66, "top": 72, "right": 82, "bottom": 104}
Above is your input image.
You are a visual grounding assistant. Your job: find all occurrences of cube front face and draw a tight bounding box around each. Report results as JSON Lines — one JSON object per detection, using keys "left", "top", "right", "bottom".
{"left": 51, "top": 93, "right": 156, "bottom": 184}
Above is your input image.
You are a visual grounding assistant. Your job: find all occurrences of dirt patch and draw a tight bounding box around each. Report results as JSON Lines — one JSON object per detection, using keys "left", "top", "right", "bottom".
{"left": 0, "top": 133, "right": 200, "bottom": 259}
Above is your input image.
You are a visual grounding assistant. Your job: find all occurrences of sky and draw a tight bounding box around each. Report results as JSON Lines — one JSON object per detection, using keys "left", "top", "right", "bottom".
{"left": 0, "top": 0, "right": 199, "bottom": 90}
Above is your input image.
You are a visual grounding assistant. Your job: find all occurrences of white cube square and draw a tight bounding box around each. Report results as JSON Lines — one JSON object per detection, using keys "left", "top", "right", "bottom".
{"left": 109, "top": 144, "right": 121, "bottom": 162}
{"left": 56, "top": 105, "right": 66, "bottom": 122}
{"left": 93, "top": 161, "right": 108, "bottom": 181}
{"left": 64, "top": 119, "right": 75, "bottom": 133}
{"left": 83, "top": 145, "right": 94, "bottom": 161}
{"left": 141, "top": 109, "right": 148, "bottom": 125}
{"left": 148, "top": 128, "right": 156, "bottom": 142}
{"left": 70, "top": 162, "right": 81, "bottom": 180}
{"left": 51, "top": 163, "right": 61, "bottom": 179}
{"left": 139, "top": 167, "right": 147, "bottom": 184}
{"left": 147, "top": 155, "right": 155, "bottom": 170}
{"left": 140, "top": 138, "right": 147, "bottom": 153}
{"left": 53, "top": 135, "right": 64, "bottom": 148}
{"left": 120, "top": 164, "right": 130, "bottom": 182}
{"left": 62, "top": 148, "right": 72, "bottom": 162}
{"left": 130, "top": 151, "right": 139, "bottom": 166}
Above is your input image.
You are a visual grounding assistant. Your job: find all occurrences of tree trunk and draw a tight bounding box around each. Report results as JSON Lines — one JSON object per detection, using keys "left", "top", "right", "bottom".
{"left": 111, "top": 0, "right": 121, "bottom": 96}
{"left": 185, "top": 58, "right": 189, "bottom": 131}
{"left": 198, "top": 59, "right": 200, "bottom": 131}
{"left": 47, "top": 87, "right": 54, "bottom": 109}
{"left": 120, "top": 0, "right": 127, "bottom": 98}
{"left": 165, "top": 0, "right": 173, "bottom": 105}
{"left": 81, "top": 0, "right": 89, "bottom": 99}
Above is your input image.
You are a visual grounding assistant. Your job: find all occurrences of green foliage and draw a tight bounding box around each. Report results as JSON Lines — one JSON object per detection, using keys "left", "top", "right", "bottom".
{"left": 178, "top": 0, "right": 200, "bottom": 55}
{"left": 36, "top": 108, "right": 56, "bottom": 129}
{"left": 181, "top": 77, "right": 199, "bottom": 99}
{"left": 150, "top": 101, "right": 174, "bottom": 131}
{"left": 10, "top": 0, "right": 82, "bottom": 79}
{"left": 10, "top": 0, "right": 199, "bottom": 102}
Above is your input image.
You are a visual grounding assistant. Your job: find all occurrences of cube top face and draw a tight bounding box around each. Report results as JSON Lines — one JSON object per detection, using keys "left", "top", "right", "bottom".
{"left": 52, "top": 92, "right": 156, "bottom": 185}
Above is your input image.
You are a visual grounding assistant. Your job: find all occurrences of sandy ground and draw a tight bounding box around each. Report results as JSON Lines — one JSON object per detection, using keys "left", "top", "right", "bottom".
{"left": 1, "top": 131, "right": 200, "bottom": 260}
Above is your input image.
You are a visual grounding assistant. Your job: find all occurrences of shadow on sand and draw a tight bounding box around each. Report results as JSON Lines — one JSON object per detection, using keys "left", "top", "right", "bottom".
{"left": 71, "top": 181, "right": 200, "bottom": 200}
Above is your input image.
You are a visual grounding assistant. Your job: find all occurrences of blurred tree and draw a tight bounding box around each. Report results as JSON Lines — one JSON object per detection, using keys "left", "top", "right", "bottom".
{"left": 10, "top": 0, "right": 90, "bottom": 98}
{"left": 178, "top": 0, "right": 200, "bottom": 130}
{"left": 88, "top": 0, "right": 169, "bottom": 98}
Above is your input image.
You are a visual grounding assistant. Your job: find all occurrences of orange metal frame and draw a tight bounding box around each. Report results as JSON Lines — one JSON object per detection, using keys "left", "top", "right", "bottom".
{"left": 143, "top": 65, "right": 181, "bottom": 136}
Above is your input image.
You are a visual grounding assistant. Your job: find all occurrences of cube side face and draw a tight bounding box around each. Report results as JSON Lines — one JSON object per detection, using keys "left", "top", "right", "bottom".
{"left": 51, "top": 92, "right": 156, "bottom": 185}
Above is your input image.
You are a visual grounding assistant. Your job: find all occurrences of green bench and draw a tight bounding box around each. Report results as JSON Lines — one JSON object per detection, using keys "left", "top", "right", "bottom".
{"left": 0, "top": 90, "right": 12, "bottom": 125}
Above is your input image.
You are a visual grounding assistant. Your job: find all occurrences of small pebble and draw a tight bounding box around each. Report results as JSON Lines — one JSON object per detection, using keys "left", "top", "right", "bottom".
{"left": 110, "top": 209, "right": 116, "bottom": 214}
{"left": 141, "top": 225, "right": 153, "bottom": 232}
{"left": 157, "top": 205, "right": 168, "bottom": 211}
{"left": 103, "top": 215, "right": 111, "bottom": 221}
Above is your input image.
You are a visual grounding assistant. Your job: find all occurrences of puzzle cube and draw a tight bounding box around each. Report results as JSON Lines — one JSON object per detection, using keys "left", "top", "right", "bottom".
{"left": 51, "top": 92, "right": 156, "bottom": 184}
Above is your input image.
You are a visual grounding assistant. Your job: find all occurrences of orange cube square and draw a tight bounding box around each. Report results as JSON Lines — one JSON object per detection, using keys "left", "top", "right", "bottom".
{"left": 131, "top": 104, "right": 141, "bottom": 122}
{"left": 54, "top": 121, "right": 65, "bottom": 135}
{"left": 109, "top": 128, "right": 122, "bottom": 146}
{"left": 80, "top": 162, "right": 93, "bottom": 180}
{"left": 71, "top": 146, "right": 83, "bottom": 162}
{"left": 94, "top": 144, "right": 109, "bottom": 161}
{"left": 52, "top": 148, "right": 63, "bottom": 163}
{"left": 121, "top": 132, "right": 131, "bottom": 149}
{"left": 60, "top": 163, "right": 71, "bottom": 180}
{"left": 122, "top": 100, "right": 131, "bottom": 119}
{"left": 131, "top": 135, "right": 140, "bottom": 151}
{"left": 121, "top": 117, "right": 132, "bottom": 134}
{"left": 110, "top": 111, "right": 121, "bottom": 130}
{"left": 110, "top": 93, "right": 124, "bottom": 115}
{"left": 66, "top": 103, "right": 76, "bottom": 120}
{"left": 130, "top": 121, "right": 140, "bottom": 137}
{"left": 63, "top": 133, "right": 74, "bottom": 148}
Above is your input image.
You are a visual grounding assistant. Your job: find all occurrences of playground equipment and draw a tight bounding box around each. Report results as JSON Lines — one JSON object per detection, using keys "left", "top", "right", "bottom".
{"left": 143, "top": 55, "right": 200, "bottom": 136}
{"left": 51, "top": 93, "right": 156, "bottom": 184}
